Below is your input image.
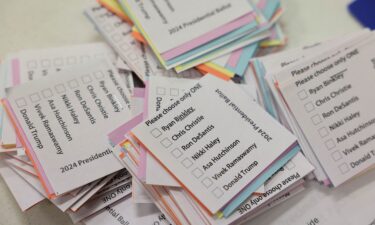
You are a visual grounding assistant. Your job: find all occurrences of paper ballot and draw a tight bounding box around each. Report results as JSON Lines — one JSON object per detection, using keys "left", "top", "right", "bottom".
{"left": 123, "top": 0, "right": 253, "bottom": 54}
{"left": 85, "top": 4, "right": 201, "bottom": 82}
{"left": 278, "top": 37, "right": 375, "bottom": 186}
{"left": 131, "top": 75, "right": 297, "bottom": 214}
{"left": 144, "top": 76, "right": 197, "bottom": 187}
{"left": 83, "top": 198, "right": 169, "bottom": 225}
{"left": 2, "top": 59, "right": 132, "bottom": 197}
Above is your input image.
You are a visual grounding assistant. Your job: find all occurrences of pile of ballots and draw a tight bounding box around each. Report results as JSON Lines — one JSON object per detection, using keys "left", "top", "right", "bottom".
{"left": 1, "top": 0, "right": 375, "bottom": 224}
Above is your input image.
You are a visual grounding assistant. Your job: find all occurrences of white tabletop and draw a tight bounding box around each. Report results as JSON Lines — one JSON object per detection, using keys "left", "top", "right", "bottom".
{"left": 0, "top": 0, "right": 364, "bottom": 225}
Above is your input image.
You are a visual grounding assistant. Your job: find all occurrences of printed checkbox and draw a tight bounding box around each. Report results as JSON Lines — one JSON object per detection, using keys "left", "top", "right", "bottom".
{"left": 156, "top": 87, "right": 166, "bottom": 95}
{"left": 29, "top": 93, "right": 41, "bottom": 103}
{"left": 27, "top": 60, "right": 37, "bottom": 69}
{"left": 325, "top": 139, "right": 336, "bottom": 150}
{"left": 41, "top": 59, "right": 51, "bottom": 68}
{"left": 66, "top": 56, "right": 77, "bottom": 65}
{"left": 285, "top": 161, "right": 296, "bottom": 170}
{"left": 212, "top": 187, "right": 224, "bottom": 199}
{"left": 81, "top": 75, "right": 92, "bottom": 84}
{"left": 297, "top": 90, "right": 308, "bottom": 100}
{"left": 94, "top": 71, "right": 105, "bottom": 79}
{"left": 170, "top": 88, "right": 179, "bottom": 96}
{"left": 112, "top": 34, "right": 122, "bottom": 42}
{"left": 53, "top": 57, "right": 64, "bottom": 67}
{"left": 331, "top": 151, "right": 342, "bottom": 161}
{"left": 161, "top": 138, "right": 172, "bottom": 148}
{"left": 41, "top": 89, "right": 53, "bottom": 98}
{"left": 15, "top": 98, "right": 27, "bottom": 108}
{"left": 120, "top": 43, "right": 130, "bottom": 51}
{"left": 150, "top": 128, "right": 162, "bottom": 138}
{"left": 171, "top": 148, "right": 182, "bottom": 158}
{"left": 68, "top": 79, "right": 79, "bottom": 89}
{"left": 338, "top": 163, "right": 350, "bottom": 174}
{"left": 181, "top": 158, "right": 193, "bottom": 168}
{"left": 311, "top": 114, "right": 322, "bottom": 125}
{"left": 55, "top": 84, "right": 66, "bottom": 93}
{"left": 127, "top": 53, "right": 138, "bottom": 61}
{"left": 80, "top": 55, "right": 90, "bottom": 63}
{"left": 318, "top": 127, "right": 329, "bottom": 138}
{"left": 202, "top": 177, "right": 213, "bottom": 188}
{"left": 304, "top": 102, "right": 315, "bottom": 112}
{"left": 192, "top": 168, "right": 203, "bottom": 178}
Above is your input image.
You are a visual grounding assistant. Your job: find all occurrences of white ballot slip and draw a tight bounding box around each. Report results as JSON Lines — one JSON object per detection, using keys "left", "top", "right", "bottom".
{"left": 0, "top": 159, "right": 45, "bottom": 211}
{"left": 2, "top": 154, "right": 38, "bottom": 176}
{"left": 68, "top": 180, "right": 132, "bottom": 223}
{"left": 82, "top": 197, "right": 169, "bottom": 225}
{"left": 123, "top": 0, "right": 253, "bottom": 54}
{"left": 1, "top": 111, "right": 18, "bottom": 147}
{"left": 2, "top": 59, "right": 132, "bottom": 197}
{"left": 7, "top": 160, "right": 108, "bottom": 212}
{"left": 278, "top": 37, "right": 375, "bottom": 186}
{"left": 253, "top": 29, "right": 373, "bottom": 184}
{"left": 132, "top": 177, "right": 153, "bottom": 204}
{"left": 163, "top": 153, "right": 312, "bottom": 225}
{"left": 247, "top": 168, "right": 375, "bottom": 225}
{"left": 131, "top": 74, "right": 297, "bottom": 214}
{"left": 70, "top": 173, "right": 116, "bottom": 212}
{"left": 85, "top": 4, "right": 201, "bottom": 82}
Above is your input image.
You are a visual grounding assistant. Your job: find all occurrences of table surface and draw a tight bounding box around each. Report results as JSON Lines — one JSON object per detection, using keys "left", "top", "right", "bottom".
{"left": 0, "top": 0, "right": 364, "bottom": 225}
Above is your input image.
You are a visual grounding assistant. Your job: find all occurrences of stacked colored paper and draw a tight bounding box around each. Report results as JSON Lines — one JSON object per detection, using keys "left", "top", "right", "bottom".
{"left": 92, "top": 0, "right": 286, "bottom": 81}
{"left": 0, "top": 43, "right": 166, "bottom": 224}
{"left": 108, "top": 74, "right": 314, "bottom": 224}
{"left": 8, "top": 2, "right": 374, "bottom": 225}
{"left": 250, "top": 29, "right": 375, "bottom": 187}
{"left": 0, "top": 40, "right": 314, "bottom": 224}
{"left": 117, "top": 0, "right": 284, "bottom": 72}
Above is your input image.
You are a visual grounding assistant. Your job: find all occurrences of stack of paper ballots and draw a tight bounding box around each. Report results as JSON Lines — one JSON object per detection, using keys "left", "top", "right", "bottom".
{"left": 250, "top": 29, "right": 375, "bottom": 188}
{"left": 0, "top": 39, "right": 315, "bottom": 224}
{"left": 2, "top": 1, "right": 373, "bottom": 225}
{"left": 108, "top": 73, "right": 314, "bottom": 224}
{"left": 0, "top": 42, "right": 170, "bottom": 223}
{"left": 0, "top": 7, "right": 313, "bottom": 224}
{"left": 87, "top": 0, "right": 286, "bottom": 82}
